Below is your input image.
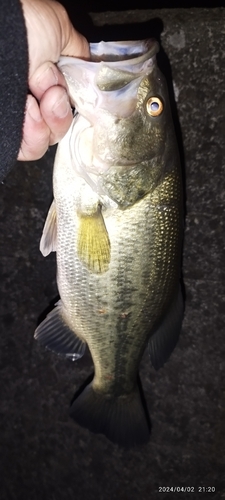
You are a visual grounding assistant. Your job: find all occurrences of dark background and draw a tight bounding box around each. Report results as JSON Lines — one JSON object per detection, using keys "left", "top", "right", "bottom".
{"left": 0, "top": 5, "right": 225, "bottom": 500}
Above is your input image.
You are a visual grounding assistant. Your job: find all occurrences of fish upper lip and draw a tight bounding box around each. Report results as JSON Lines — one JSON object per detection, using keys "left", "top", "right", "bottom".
{"left": 59, "top": 39, "right": 159, "bottom": 69}
{"left": 90, "top": 39, "right": 159, "bottom": 66}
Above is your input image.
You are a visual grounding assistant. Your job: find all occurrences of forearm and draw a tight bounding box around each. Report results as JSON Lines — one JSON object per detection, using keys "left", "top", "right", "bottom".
{"left": 0, "top": 0, "right": 28, "bottom": 181}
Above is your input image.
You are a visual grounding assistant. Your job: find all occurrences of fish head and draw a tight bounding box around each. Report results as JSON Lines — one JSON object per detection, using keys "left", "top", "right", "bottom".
{"left": 58, "top": 40, "right": 178, "bottom": 205}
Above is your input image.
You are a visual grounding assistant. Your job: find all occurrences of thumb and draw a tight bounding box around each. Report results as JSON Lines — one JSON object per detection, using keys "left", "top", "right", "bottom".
{"left": 57, "top": 5, "right": 90, "bottom": 59}
{"left": 61, "top": 26, "right": 90, "bottom": 59}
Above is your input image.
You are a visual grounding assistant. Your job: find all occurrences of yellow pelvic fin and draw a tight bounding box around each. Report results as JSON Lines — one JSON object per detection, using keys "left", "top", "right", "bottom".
{"left": 77, "top": 207, "right": 110, "bottom": 274}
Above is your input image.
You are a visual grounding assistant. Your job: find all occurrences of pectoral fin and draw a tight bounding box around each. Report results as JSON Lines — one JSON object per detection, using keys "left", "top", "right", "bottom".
{"left": 40, "top": 200, "right": 57, "bottom": 256}
{"left": 77, "top": 206, "right": 110, "bottom": 274}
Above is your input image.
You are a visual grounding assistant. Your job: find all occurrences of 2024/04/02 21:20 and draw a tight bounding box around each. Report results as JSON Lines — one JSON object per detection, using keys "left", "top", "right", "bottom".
{"left": 158, "top": 486, "right": 216, "bottom": 493}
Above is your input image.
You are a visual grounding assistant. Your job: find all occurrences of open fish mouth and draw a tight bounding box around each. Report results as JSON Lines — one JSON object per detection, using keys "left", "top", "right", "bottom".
{"left": 58, "top": 39, "right": 159, "bottom": 118}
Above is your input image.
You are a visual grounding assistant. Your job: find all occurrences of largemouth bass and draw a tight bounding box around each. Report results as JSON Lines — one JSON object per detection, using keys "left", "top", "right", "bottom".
{"left": 35, "top": 39, "right": 183, "bottom": 447}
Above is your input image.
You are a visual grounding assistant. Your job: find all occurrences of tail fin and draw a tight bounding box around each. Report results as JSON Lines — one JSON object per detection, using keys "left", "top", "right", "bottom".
{"left": 70, "top": 383, "right": 150, "bottom": 447}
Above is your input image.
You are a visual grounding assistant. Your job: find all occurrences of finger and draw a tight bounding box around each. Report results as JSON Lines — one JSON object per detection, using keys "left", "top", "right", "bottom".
{"left": 18, "top": 95, "right": 51, "bottom": 161}
{"left": 29, "top": 61, "right": 67, "bottom": 101}
{"left": 40, "top": 85, "right": 73, "bottom": 145}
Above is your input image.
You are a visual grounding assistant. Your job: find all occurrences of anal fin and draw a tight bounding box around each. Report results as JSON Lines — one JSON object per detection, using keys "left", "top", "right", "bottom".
{"left": 34, "top": 302, "right": 86, "bottom": 360}
{"left": 77, "top": 206, "right": 110, "bottom": 274}
{"left": 148, "top": 287, "right": 184, "bottom": 370}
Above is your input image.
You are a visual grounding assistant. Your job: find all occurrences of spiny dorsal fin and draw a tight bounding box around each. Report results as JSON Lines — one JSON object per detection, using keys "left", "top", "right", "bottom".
{"left": 40, "top": 200, "right": 57, "bottom": 257}
{"left": 77, "top": 206, "right": 110, "bottom": 274}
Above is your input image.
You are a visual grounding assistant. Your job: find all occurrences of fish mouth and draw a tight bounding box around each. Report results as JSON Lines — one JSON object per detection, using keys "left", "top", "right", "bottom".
{"left": 58, "top": 39, "right": 159, "bottom": 120}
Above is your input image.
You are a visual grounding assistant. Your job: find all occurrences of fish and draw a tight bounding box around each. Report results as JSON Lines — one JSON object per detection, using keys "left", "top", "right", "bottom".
{"left": 34, "top": 39, "right": 184, "bottom": 447}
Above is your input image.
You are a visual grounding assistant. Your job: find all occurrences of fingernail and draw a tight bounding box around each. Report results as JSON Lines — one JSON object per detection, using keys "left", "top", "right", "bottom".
{"left": 27, "top": 97, "right": 42, "bottom": 122}
{"left": 52, "top": 92, "right": 71, "bottom": 119}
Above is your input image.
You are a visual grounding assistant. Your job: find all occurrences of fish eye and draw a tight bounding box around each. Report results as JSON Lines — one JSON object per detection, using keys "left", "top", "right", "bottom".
{"left": 146, "top": 97, "right": 164, "bottom": 117}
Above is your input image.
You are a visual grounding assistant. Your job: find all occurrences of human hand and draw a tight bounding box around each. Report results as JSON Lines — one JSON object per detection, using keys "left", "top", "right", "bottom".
{"left": 18, "top": 0, "right": 89, "bottom": 161}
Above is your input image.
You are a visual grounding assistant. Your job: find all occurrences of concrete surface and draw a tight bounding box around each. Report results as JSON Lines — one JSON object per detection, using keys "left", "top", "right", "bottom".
{"left": 0, "top": 7, "right": 225, "bottom": 500}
